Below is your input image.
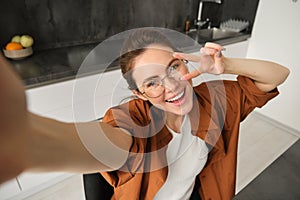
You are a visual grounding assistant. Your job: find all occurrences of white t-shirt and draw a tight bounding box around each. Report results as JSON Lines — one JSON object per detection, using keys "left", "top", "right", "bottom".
{"left": 154, "top": 115, "right": 209, "bottom": 200}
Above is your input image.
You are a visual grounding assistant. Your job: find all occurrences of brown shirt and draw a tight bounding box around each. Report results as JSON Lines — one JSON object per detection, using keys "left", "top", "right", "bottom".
{"left": 101, "top": 76, "right": 279, "bottom": 200}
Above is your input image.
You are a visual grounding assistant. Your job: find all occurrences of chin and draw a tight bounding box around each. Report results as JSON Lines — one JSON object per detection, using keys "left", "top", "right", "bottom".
{"left": 172, "top": 100, "right": 193, "bottom": 116}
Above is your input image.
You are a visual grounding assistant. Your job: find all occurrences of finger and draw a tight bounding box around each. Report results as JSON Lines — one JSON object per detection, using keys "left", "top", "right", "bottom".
{"left": 200, "top": 47, "right": 217, "bottom": 56}
{"left": 204, "top": 42, "right": 225, "bottom": 57}
{"left": 173, "top": 52, "right": 201, "bottom": 62}
{"left": 181, "top": 70, "right": 201, "bottom": 81}
{"left": 204, "top": 42, "right": 223, "bottom": 51}
{"left": 204, "top": 42, "right": 224, "bottom": 68}
{"left": 213, "top": 50, "right": 223, "bottom": 70}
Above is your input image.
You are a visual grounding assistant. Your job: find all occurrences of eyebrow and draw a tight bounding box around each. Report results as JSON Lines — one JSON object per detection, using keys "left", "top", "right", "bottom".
{"left": 167, "top": 58, "right": 180, "bottom": 67}
{"left": 142, "top": 75, "right": 160, "bottom": 83}
{"left": 141, "top": 58, "right": 180, "bottom": 83}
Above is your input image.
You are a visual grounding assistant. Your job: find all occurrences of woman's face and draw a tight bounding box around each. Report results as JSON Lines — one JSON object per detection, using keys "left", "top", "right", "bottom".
{"left": 131, "top": 45, "right": 194, "bottom": 116}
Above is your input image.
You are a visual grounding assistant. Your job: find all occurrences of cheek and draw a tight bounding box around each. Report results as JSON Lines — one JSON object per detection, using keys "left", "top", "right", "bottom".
{"left": 148, "top": 96, "right": 165, "bottom": 105}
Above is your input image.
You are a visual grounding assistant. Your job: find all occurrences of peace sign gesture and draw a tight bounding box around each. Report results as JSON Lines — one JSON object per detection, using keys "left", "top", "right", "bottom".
{"left": 173, "top": 42, "right": 225, "bottom": 80}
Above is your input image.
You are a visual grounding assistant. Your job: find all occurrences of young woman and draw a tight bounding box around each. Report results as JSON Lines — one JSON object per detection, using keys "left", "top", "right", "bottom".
{"left": 0, "top": 28, "right": 289, "bottom": 200}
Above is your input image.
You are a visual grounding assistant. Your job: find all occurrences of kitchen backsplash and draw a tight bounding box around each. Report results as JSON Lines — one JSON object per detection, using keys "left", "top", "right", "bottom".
{"left": 0, "top": 0, "right": 258, "bottom": 51}
{"left": 201, "top": 0, "right": 259, "bottom": 29}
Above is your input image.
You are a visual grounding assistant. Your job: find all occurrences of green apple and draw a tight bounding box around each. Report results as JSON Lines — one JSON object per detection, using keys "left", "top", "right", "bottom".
{"left": 20, "top": 35, "right": 34, "bottom": 48}
{"left": 11, "top": 35, "right": 21, "bottom": 43}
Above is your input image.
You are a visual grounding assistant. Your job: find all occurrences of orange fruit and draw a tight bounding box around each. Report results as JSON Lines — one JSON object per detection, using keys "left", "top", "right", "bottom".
{"left": 5, "top": 42, "right": 23, "bottom": 51}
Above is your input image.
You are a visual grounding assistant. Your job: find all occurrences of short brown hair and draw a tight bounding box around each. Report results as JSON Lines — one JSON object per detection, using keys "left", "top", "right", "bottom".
{"left": 120, "top": 28, "right": 177, "bottom": 90}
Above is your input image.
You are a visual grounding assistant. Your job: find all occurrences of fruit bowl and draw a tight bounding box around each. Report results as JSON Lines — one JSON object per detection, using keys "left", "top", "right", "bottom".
{"left": 2, "top": 47, "right": 33, "bottom": 60}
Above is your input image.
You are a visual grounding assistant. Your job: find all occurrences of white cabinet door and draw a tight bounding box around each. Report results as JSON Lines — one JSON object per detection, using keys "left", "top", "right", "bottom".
{"left": 26, "top": 79, "right": 75, "bottom": 118}
{"left": 72, "top": 69, "right": 130, "bottom": 122}
{"left": 17, "top": 172, "right": 73, "bottom": 191}
{"left": 0, "top": 179, "right": 20, "bottom": 200}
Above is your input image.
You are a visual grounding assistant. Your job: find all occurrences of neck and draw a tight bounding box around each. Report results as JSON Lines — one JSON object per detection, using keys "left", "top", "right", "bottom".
{"left": 165, "top": 113, "right": 185, "bottom": 133}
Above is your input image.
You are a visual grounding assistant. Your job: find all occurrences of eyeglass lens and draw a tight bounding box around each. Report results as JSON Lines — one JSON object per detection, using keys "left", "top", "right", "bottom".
{"left": 141, "top": 59, "right": 185, "bottom": 98}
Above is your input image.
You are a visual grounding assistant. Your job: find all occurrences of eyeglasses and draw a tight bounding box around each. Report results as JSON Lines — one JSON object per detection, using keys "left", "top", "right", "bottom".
{"left": 138, "top": 59, "right": 188, "bottom": 98}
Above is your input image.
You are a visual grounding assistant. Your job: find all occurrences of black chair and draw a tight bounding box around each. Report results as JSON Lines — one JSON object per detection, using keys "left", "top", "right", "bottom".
{"left": 83, "top": 118, "right": 114, "bottom": 199}
{"left": 83, "top": 173, "right": 202, "bottom": 200}
{"left": 83, "top": 173, "right": 114, "bottom": 200}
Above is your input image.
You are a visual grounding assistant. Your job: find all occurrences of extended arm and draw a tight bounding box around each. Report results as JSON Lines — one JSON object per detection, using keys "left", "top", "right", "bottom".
{"left": 27, "top": 113, "right": 132, "bottom": 173}
{"left": 0, "top": 53, "right": 132, "bottom": 184}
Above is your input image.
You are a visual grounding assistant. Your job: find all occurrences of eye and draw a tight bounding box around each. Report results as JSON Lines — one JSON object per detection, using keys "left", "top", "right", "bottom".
{"left": 170, "top": 63, "right": 180, "bottom": 70}
{"left": 168, "top": 63, "right": 180, "bottom": 73}
{"left": 144, "top": 79, "right": 159, "bottom": 89}
{"left": 167, "top": 63, "right": 181, "bottom": 77}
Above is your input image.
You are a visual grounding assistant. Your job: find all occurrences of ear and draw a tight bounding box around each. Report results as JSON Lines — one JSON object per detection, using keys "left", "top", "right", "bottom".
{"left": 132, "top": 90, "right": 148, "bottom": 101}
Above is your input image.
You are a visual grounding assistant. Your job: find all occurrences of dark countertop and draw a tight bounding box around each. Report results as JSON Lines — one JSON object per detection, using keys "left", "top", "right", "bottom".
{"left": 234, "top": 138, "right": 300, "bottom": 200}
{"left": 7, "top": 33, "right": 250, "bottom": 89}
{"left": 9, "top": 42, "right": 102, "bottom": 89}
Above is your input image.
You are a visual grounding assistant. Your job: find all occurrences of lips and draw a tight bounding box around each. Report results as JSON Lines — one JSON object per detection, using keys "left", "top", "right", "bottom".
{"left": 165, "top": 90, "right": 185, "bottom": 103}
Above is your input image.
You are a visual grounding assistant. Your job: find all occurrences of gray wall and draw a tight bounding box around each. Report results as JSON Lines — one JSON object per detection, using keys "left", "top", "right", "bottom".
{"left": 0, "top": 0, "right": 258, "bottom": 51}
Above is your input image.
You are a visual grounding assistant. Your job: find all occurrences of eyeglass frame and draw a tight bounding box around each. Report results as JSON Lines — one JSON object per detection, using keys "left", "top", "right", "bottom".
{"left": 136, "top": 58, "right": 189, "bottom": 98}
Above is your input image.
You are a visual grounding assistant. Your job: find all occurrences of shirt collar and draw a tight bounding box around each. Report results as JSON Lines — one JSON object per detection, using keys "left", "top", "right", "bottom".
{"left": 188, "top": 95, "right": 226, "bottom": 155}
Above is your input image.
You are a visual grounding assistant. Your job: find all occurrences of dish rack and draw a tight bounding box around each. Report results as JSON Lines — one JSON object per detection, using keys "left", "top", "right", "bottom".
{"left": 220, "top": 19, "right": 249, "bottom": 32}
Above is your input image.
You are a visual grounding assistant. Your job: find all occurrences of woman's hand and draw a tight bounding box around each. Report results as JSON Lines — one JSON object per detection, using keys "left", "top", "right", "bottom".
{"left": 173, "top": 42, "right": 225, "bottom": 80}
{"left": 0, "top": 53, "right": 29, "bottom": 184}
{"left": 174, "top": 42, "right": 289, "bottom": 92}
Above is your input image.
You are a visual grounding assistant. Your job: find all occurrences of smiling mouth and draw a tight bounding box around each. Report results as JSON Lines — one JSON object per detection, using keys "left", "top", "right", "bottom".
{"left": 165, "top": 90, "right": 185, "bottom": 103}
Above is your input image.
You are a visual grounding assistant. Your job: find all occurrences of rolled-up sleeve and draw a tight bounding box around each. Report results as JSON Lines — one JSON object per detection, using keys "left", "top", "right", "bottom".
{"left": 235, "top": 75, "right": 279, "bottom": 120}
{"left": 101, "top": 100, "right": 149, "bottom": 187}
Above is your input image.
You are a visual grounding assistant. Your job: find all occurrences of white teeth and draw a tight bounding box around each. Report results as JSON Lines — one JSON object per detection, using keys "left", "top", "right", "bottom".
{"left": 166, "top": 91, "right": 184, "bottom": 102}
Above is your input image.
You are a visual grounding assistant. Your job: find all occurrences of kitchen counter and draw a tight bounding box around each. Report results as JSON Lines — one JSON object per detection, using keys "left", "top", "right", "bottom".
{"left": 7, "top": 33, "right": 250, "bottom": 89}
